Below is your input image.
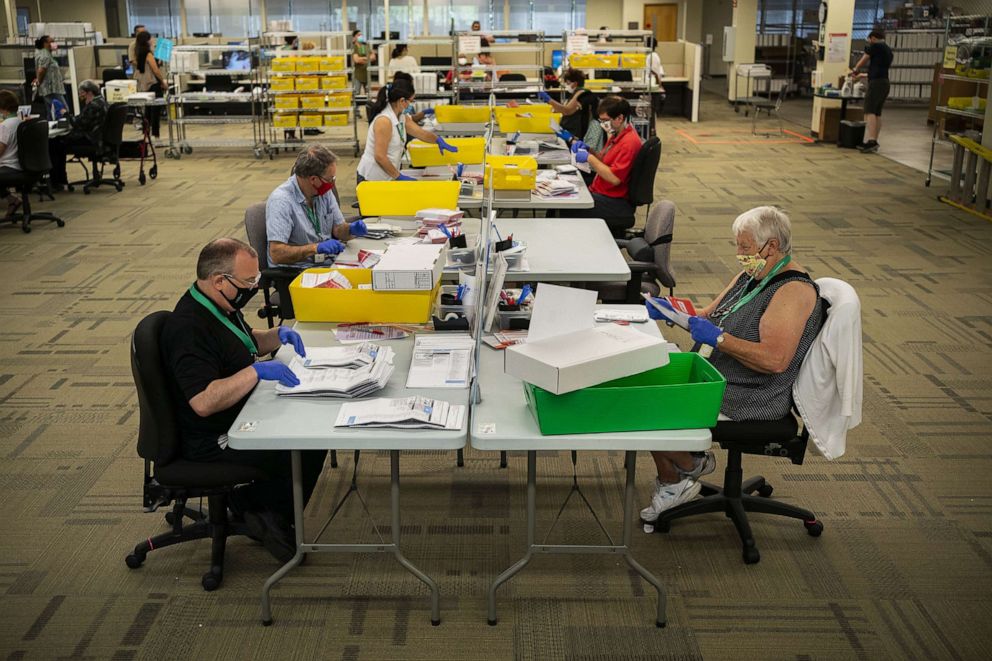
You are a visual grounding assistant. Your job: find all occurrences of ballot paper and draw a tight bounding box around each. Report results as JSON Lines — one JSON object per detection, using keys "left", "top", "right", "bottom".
{"left": 333, "top": 249, "right": 383, "bottom": 269}
{"left": 300, "top": 270, "right": 352, "bottom": 289}
{"left": 362, "top": 223, "right": 401, "bottom": 240}
{"left": 276, "top": 348, "right": 395, "bottom": 397}
{"left": 482, "top": 252, "right": 509, "bottom": 332}
{"left": 406, "top": 333, "right": 475, "bottom": 388}
{"left": 641, "top": 293, "right": 696, "bottom": 330}
{"left": 333, "top": 324, "right": 411, "bottom": 344}
{"left": 334, "top": 396, "right": 466, "bottom": 430}
{"left": 301, "top": 343, "right": 382, "bottom": 369}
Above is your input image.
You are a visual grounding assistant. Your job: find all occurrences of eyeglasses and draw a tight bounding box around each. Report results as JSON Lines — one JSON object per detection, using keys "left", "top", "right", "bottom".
{"left": 223, "top": 273, "right": 262, "bottom": 288}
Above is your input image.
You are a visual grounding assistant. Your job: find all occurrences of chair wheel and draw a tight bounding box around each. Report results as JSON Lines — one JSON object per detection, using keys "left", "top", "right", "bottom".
{"left": 804, "top": 520, "right": 824, "bottom": 537}
{"left": 56, "top": 220, "right": 65, "bottom": 227}
{"left": 139, "top": 173, "right": 146, "bottom": 185}
{"left": 83, "top": 188, "right": 91, "bottom": 195}
{"left": 650, "top": 519, "right": 670, "bottom": 533}
{"left": 115, "top": 183, "right": 124, "bottom": 191}
{"left": 164, "top": 511, "right": 177, "bottom": 525}
{"left": 757, "top": 484, "right": 774, "bottom": 497}
{"left": 67, "top": 185, "right": 75, "bottom": 192}
{"left": 21, "top": 224, "right": 30, "bottom": 233}
{"left": 742, "top": 546, "right": 760, "bottom": 564}
{"left": 201, "top": 571, "right": 222, "bottom": 591}
{"left": 125, "top": 553, "right": 145, "bottom": 569}
{"left": 183, "top": 145, "right": 193, "bottom": 155}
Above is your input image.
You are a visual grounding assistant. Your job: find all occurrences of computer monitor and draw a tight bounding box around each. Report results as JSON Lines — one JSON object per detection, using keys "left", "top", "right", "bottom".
{"left": 551, "top": 49, "right": 564, "bottom": 70}
{"left": 223, "top": 50, "right": 251, "bottom": 71}
{"left": 422, "top": 56, "right": 453, "bottom": 67}
{"left": 597, "top": 69, "right": 633, "bottom": 82}
{"left": 377, "top": 31, "right": 400, "bottom": 41}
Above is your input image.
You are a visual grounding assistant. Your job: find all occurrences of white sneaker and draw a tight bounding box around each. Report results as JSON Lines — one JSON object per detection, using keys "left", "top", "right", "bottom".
{"left": 679, "top": 451, "right": 716, "bottom": 481}
{"left": 639, "top": 478, "right": 702, "bottom": 523}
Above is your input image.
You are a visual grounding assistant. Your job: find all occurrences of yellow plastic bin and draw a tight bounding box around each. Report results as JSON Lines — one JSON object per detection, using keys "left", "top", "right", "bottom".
{"left": 273, "top": 113, "right": 298, "bottom": 128}
{"left": 300, "top": 94, "right": 325, "bottom": 109}
{"left": 408, "top": 137, "right": 485, "bottom": 166}
{"left": 484, "top": 155, "right": 538, "bottom": 190}
{"left": 299, "top": 114, "right": 323, "bottom": 128}
{"left": 326, "top": 91, "right": 353, "bottom": 108}
{"left": 270, "top": 57, "right": 297, "bottom": 72}
{"left": 270, "top": 77, "right": 295, "bottom": 91}
{"left": 274, "top": 95, "right": 300, "bottom": 110}
{"left": 496, "top": 110, "right": 562, "bottom": 134}
{"left": 295, "top": 57, "right": 321, "bottom": 72}
{"left": 321, "top": 75, "right": 348, "bottom": 90}
{"left": 320, "top": 56, "right": 347, "bottom": 70}
{"left": 356, "top": 181, "right": 460, "bottom": 216}
{"left": 620, "top": 53, "right": 647, "bottom": 69}
{"left": 296, "top": 76, "right": 320, "bottom": 91}
{"left": 324, "top": 111, "right": 349, "bottom": 126}
{"left": 290, "top": 269, "right": 440, "bottom": 323}
{"left": 569, "top": 53, "right": 620, "bottom": 68}
{"left": 585, "top": 78, "right": 614, "bottom": 89}
{"left": 434, "top": 105, "right": 491, "bottom": 124}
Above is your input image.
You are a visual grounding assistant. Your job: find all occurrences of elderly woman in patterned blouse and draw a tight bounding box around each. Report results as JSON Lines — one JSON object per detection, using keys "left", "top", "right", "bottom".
{"left": 640, "top": 206, "right": 824, "bottom": 522}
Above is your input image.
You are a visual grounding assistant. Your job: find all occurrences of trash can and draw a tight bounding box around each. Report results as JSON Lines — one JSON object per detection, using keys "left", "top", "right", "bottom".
{"left": 839, "top": 120, "right": 866, "bottom": 149}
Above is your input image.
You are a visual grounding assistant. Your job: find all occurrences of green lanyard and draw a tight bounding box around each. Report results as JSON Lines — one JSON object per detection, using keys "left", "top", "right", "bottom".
{"left": 188, "top": 285, "right": 257, "bottom": 356}
{"left": 725, "top": 255, "right": 793, "bottom": 317}
{"left": 302, "top": 202, "right": 322, "bottom": 237}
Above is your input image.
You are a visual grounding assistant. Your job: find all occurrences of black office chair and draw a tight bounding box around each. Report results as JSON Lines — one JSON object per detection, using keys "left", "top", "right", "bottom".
{"left": 596, "top": 200, "right": 676, "bottom": 304}
{"left": 651, "top": 300, "right": 833, "bottom": 564}
{"left": 604, "top": 136, "right": 661, "bottom": 239}
{"left": 124, "top": 311, "right": 267, "bottom": 590}
{"left": 0, "top": 118, "right": 64, "bottom": 233}
{"left": 243, "top": 202, "right": 303, "bottom": 326}
{"left": 498, "top": 72, "right": 526, "bottom": 82}
{"left": 67, "top": 101, "right": 127, "bottom": 193}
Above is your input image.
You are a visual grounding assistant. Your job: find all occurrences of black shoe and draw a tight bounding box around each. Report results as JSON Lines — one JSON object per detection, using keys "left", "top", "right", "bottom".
{"left": 859, "top": 140, "right": 879, "bottom": 153}
{"left": 244, "top": 509, "right": 296, "bottom": 563}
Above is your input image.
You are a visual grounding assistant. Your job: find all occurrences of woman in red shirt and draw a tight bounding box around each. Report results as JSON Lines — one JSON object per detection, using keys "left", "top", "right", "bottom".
{"left": 569, "top": 95, "right": 644, "bottom": 236}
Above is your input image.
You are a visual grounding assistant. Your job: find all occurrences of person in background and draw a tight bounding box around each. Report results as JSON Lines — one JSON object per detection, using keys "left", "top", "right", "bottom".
{"left": 647, "top": 37, "right": 666, "bottom": 116}
{"left": 351, "top": 29, "right": 376, "bottom": 96}
{"left": 265, "top": 145, "right": 367, "bottom": 318}
{"left": 640, "top": 207, "right": 822, "bottom": 520}
{"left": 127, "top": 24, "right": 147, "bottom": 70}
{"left": 387, "top": 43, "right": 420, "bottom": 77}
{"left": 34, "top": 35, "right": 66, "bottom": 120}
{"left": 850, "top": 28, "right": 892, "bottom": 154}
{"left": 0, "top": 90, "right": 23, "bottom": 219}
{"left": 132, "top": 31, "right": 168, "bottom": 138}
{"left": 357, "top": 79, "right": 457, "bottom": 182}
{"left": 48, "top": 80, "right": 108, "bottom": 191}
{"left": 159, "top": 237, "right": 328, "bottom": 562}
{"left": 539, "top": 68, "right": 597, "bottom": 140}
{"left": 567, "top": 95, "right": 643, "bottom": 234}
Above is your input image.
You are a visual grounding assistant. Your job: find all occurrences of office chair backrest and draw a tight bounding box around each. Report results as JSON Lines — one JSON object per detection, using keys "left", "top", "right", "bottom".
{"left": 626, "top": 136, "right": 661, "bottom": 208}
{"left": 243, "top": 202, "right": 270, "bottom": 273}
{"left": 499, "top": 72, "right": 526, "bottom": 82}
{"left": 639, "top": 200, "right": 676, "bottom": 290}
{"left": 131, "top": 311, "right": 181, "bottom": 465}
{"left": 102, "top": 68, "right": 129, "bottom": 84}
{"left": 16, "top": 118, "right": 51, "bottom": 175}
{"left": 103, "top": 102, "right": 129, "bottom": 149}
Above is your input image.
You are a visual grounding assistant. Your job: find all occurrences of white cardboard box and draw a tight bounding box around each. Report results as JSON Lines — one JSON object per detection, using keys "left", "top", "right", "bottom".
{"left": 504, "top": 323, "right": 670, "bottom": 395}
{"left": 371, "top": 244, "right": 445, "bottom": 291}
{"left": 105, "top": 79, "right": 137, "bottom": 103}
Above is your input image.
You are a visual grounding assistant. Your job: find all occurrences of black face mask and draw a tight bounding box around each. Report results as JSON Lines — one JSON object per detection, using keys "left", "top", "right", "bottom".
{"left": 222, "top": 276, "right": 258, "bottom": 310}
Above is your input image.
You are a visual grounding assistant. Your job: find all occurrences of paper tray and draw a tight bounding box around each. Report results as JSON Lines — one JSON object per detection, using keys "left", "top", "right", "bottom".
{"left": 523, "top": 353, "right": 726, "bottom": 435}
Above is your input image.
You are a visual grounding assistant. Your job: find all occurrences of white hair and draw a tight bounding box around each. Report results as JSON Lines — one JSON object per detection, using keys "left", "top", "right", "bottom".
{"left": 731, "top": 206, "right": 793, "bottom": 254}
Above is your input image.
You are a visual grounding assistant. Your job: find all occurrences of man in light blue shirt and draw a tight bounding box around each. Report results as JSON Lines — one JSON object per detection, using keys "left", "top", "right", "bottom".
{"left": 265, "top": 144, "right": 368, "bottom": 270}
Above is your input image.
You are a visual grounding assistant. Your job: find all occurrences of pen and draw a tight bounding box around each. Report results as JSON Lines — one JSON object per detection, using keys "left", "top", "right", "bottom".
{"left": 494, "top": 226, "right": 502, "bottom": 241}
{"left": 439, "top": 224, "right": 452, "bottom": 239}
{"left": 517, "top": 284, "right": 532, "bottom": 305}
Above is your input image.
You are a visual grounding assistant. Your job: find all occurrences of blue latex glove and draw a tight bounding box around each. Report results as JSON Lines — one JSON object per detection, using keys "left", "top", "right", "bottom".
{"left": 422, "top": 107, "right": 435, "bottom": 117}
{"left": 688, "top": 316, "right": 724, "bottom": 347}
{"left": 537, "top": 90, "right": 552, "bottom": 103}
{"left": 555, "top": 128, "right": 573, "bottom": 143}
{"left": 574, "top": 148, "right": 589, "bottom": 164}
{"left": 436, "top": 137, "right": 459, "bottom": 155}
{"left": 349, "top": 219, "right": 368, "bottom": 237}
{"left": 644, "top": 297, "right": 675, "bottom": 321}
{"left": 396, "top": 174, "right": 417, "bottom": 181}
{"left": 277, "top": 326, "right": 306, "bottom": 357}
{"left": 252, "top": 361, "right": 300, "bottom": 387}
{"left": 316, "top": 238, "right": 345, "bottom": 255}
{"left": 570, "top": 139, "right": 588, "bottom": 154}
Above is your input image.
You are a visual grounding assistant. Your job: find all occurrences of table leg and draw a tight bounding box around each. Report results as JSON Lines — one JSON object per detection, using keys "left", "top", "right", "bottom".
{"left": 620, "top": 451, "right": 667, "bottom": 628}
{"left": 260, "top": 449, "right": 306, "bottom": 626}
{"left": 389, "top": 450, "right": 442, "bottom": 625}
{"left": 487, "top": 450, "right": 536, "bottom": 625}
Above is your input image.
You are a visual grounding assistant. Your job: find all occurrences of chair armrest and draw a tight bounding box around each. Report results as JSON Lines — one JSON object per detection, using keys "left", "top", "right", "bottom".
{"left": 627, "top": 260, "right": 658, "bottom": 275}
{"left": 615, "top": 239, "right": 630, "bottom": 250}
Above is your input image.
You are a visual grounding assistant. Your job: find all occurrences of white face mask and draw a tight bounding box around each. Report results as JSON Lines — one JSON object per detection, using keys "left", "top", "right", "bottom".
{"left": 564, "top": 83, "right": 577, "bottom": 93}
{"left": 599, "top": 119, "right": 613, "bottom": 134}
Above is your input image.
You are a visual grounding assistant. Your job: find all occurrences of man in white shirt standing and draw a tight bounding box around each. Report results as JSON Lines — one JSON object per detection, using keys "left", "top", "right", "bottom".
{"left": 0, "top": 90, "right": 23, "bottom": 219}
{"left": 647, "top": 37, "right": 666, "bottom": 117}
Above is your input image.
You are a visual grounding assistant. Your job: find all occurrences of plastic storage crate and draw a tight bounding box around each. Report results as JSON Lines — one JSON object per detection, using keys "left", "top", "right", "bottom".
{"left": 290, "top": 269, "right": 440, "bottom": 323}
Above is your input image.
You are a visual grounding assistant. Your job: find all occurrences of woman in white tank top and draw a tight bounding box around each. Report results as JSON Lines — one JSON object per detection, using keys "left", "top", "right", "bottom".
{"left": 357, "top": 79, "right": 458, "bottom": 182}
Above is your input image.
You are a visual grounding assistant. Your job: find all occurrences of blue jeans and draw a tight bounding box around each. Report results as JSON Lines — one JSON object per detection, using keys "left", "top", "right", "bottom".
{"left": 44, "top": 93, "right": 68, "bottom": 120}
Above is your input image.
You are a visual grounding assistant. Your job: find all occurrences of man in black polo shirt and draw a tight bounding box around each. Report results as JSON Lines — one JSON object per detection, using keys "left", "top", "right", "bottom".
{"left": 850, "top": 29, "right": 893, "bottom": 153}
{"left": 160, "top": 238, "right": 327, "bottom": 562}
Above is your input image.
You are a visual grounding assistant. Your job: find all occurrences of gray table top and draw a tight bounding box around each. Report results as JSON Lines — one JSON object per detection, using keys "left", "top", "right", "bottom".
{"left": 470, "top": 307, "right": 713, "bottom": 451}
{"left": 227, "top": 328, "right": 469, "bottom": 451}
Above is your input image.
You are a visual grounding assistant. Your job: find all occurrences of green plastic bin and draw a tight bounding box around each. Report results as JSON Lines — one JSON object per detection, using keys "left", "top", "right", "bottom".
{"left": 523, "top": 352, "right": 726, "bottom": 435}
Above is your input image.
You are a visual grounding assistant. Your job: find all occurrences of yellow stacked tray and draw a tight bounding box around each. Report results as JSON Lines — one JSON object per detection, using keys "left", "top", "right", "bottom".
{"left": 434, "top": 105, "right": 491, "bottom": 124}
{"left": 298, "top": 114, "right": 323, "bottom": 128}
{"left": 408, "top": 137, "right": 486, "bottom": 166}
{"left": 324, "top": 111, "right": 349, "bottom": 126}
{"left": 295, "top": 57, "right": 321, "bottom": 72}
{"left": 321, "top": 74, "right": 348, "bottom": 90}
{"left": 296, "top": 76, "right": 320, "bottom": 91}
{"left": 569, "top": 53, "right": 620, "bottom": 68}
{"left": 484, "top": 155, "right": 538, "bottom": 191}
{"left": 320, "top": 56, "right": 347, "bottom": 70}
{"left": 270, "top": 57, "right": 296, "bottom": 72}
{"left": 585, "top": 78, "right": 614, "bottom": 89}
{"left": 290, "top": 269, "right": 439, "bottom": 323}
{"left": 274, "top": 95, "right": 300, "bottom": 109}
{"left": 356, "top": 181, "right": 460, "bottom": 216}
{"left": 300, "top": 94, "right": 325, "bottom": 109}
{"left": 495, "top": 109, "right": 562, "bottom": 134}
{"left": 273, "top": 113, "right": 297, "bottom": 128}
{"left": 270, "top": 77, "right": 295, "bottom": 91}
{"left": 326, "top": 91, "right": 353, "bottom": 108}
{"left": 947, "top": 96, "right": 987, "bottom": 111}
{"left": 620, "top": 53, "right": 647, "bottom": 69}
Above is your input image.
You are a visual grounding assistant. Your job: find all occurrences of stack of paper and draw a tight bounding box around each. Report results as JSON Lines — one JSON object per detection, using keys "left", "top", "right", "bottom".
{"left": 300, "top": 270, "right": 352, "bottom": 289}
{"left": 301, "top": 343, "right": 383, "bottom": 369}
{"left": 416, "top": 208, "right": 464, "bottom": 223}
{"left": 333, "top": 324, "right": 411, "bottom": 343}
{"left": 363, "top": 223, "right": 401, "bottom": 240}
{"left": 276, "top": 347, "right": 395, "bottom": 397}
{"left": 534, "top": 177, "right": 578, "bottom": 198}
{"left": 406, "top": 333, "right": 475, "bottom": 388}
{"left": 334, "top": 249, "right": 383, "bottom": 269}
{"left": 334, "top": 396, "right": 466, "bottom": 430}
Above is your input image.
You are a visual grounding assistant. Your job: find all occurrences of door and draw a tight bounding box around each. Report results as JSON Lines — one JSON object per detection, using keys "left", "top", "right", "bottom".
{"left": 644, "top": 4, "right": 678, "bottom": 43}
